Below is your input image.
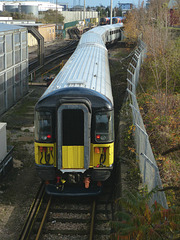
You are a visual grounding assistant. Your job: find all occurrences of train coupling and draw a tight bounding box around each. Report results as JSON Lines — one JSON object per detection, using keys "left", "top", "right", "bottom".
{"left": 56, "top": 176, "right": 66, "bottom": 191}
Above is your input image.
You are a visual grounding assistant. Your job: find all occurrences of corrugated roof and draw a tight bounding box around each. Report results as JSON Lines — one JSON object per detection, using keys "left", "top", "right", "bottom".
{"left": 41, "top": 24, "right": 123, "bottom": 103}
{"left": 0, "top": 23, "right": 26, "bottom": 32}
{"left": 42, "top": 44, "right": 113, "bottom": 103}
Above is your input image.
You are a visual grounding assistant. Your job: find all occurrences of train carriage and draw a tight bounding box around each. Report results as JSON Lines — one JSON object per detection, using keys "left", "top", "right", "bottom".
{"left": 34, "top": 23, "right": 123, "bottom": 196}
{"left": 112, "top": 17, "right": 125, "bottom": 24}
{"left": 100, "top": 17, "right": 110, "bottom": 25}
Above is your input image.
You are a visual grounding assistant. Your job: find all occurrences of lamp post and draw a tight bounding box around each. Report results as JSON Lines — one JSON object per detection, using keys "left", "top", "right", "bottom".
{"left": 84, "top": 0, "right": 86, "bottom": 24}
{"left": 110, "top": 0, "right": 113, "bottom": 24}
{"left": 114, "top": 8, "right": 116, "bottom": 17}
{"left": 56, "top": 0, "right": 58, "bottom": 33}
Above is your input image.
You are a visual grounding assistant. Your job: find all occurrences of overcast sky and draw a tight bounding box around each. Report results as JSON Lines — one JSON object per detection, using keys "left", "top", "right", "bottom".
{"left": 64, "top": 0, "right": 144, "bottom": 8}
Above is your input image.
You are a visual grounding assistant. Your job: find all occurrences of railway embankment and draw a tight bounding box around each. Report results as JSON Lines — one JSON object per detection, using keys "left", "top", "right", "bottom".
{"left": 109, "top": 44, "right": 141, "bottom": 203}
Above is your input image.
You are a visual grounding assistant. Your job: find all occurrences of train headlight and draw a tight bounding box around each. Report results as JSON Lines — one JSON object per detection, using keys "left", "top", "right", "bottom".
{"left": 100, "top": 135, "right": 106, "bottom": 141}
{"left": 96, "top": 134, "right": 107, "bottom": 141}
{"left": 42, "top": 136, "right": 47, "bottom": 140}
{"left": 41, "top": 134, "right": 52, "bottom": 140}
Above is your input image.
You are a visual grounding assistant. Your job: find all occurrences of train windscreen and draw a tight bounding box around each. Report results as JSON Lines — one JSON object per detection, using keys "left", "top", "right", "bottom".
{"left": 95, "top": 111, "right": 114, "bottom": 142}
{"left": 35, "top": 111, "right": 52, "bottom": 142}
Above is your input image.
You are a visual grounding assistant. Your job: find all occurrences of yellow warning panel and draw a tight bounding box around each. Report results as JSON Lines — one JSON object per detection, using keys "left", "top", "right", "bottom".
{"left": 90, "top": 143, "right": 114, "bottom": 167}
{"left": 62, "top": 146, "right": 84, "bottom": 169}
{"left": 34, "top": 142, "right": 56, "bottom": 166}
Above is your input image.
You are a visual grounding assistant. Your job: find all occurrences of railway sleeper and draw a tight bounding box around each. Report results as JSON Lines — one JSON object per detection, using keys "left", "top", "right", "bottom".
{"left": 42, "top": 229, "right": 89, "bottom": 235}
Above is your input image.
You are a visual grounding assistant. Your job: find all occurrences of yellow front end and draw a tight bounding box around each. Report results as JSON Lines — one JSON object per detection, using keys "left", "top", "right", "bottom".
{"left": 35, "top": 142, "right": 56, "bottom": 166}
{"left": 35, "top": 142, "right": 114, "bottom": 169}
{"left": 90, "top": 143, "right": 114, "bottom": 167}
{"left": 62, "top": 146, "right": 84, "bottom": 169}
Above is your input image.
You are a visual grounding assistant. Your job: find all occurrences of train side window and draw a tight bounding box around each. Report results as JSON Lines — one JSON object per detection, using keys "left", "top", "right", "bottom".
{"left": 35, "top": 111, "right": 52, "bottom": 142}
{"left": 95, "top": 111, "right": 114, "bottom": 142}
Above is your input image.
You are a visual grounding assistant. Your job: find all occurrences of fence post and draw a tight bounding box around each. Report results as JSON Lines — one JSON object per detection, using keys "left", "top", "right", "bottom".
{"left": 135, "top": 123, "right": 148, "bottom": 182}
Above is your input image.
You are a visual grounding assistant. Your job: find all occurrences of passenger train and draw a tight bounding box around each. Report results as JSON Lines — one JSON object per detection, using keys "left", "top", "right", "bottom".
{"left": 34, "top": 23, "right": 123, "bottom": 196}
{"left": 112, "top": 17, "right": 125, "bottom": 24}
{"left": 100, "top": 17, "right": 125, "bottom": 25}
{"left": 100, "top": 17, "right": 110, "bottom": 25}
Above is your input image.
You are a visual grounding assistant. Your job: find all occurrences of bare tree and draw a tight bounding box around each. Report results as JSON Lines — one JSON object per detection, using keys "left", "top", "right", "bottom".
{"left": 125, "top": 0, "right": 179, "bottom": 96}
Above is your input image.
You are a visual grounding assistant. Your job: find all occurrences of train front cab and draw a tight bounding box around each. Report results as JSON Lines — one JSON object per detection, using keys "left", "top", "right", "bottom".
{"left": 34, "top": 95, "right": 114, "bottom": 196}
{"left": 100, "top": 17, "right": 110, "bottom": 25}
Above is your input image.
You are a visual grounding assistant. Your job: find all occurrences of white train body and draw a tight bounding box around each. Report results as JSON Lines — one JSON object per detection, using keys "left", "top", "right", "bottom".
{"left": 34, "top": 23, "right": 123, "bottom": 196}
{"left": 42, "top": 23, "right": 123, "bottom": 102}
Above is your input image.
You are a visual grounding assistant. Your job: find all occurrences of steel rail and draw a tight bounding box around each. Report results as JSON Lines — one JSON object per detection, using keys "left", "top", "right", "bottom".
{"left": 67, "top": 28, "right": 80, "bottom": 40}
{"left": 44, "top": 48, "right": 75, "bottom": 66}
{"left": 29, "top": 40, "right": 77, "bottom": 65}
{"left": 43, "top": 40, "right": 77, "bottom": 62}
{"left": 89, "top": 200, "right": 96, "bottom": 240}
{"left": 35, "top": 195, "right": 52, "bottom": 240}
{"left": 18, "top": 182, "right": 45, "bottom": 240}
{"left": 29, "top": 41, "right": 78, "bottom": 75}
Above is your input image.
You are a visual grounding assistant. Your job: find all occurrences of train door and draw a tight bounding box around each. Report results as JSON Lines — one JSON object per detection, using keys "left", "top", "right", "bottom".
{"left": 57, "top": 103, "right": 91, "bottom": 171}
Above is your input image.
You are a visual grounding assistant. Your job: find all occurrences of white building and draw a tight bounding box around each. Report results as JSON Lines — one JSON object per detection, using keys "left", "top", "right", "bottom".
{"left": 0, "top": 1, "right": 63, "bottom": 17}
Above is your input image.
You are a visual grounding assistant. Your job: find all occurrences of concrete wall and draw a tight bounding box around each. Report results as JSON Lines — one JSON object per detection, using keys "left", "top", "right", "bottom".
{"left": 61, "top": 11, "right": 98, "bottom": 23}
{"left": 28, "top": 33, "right": 37, "bottom": 46}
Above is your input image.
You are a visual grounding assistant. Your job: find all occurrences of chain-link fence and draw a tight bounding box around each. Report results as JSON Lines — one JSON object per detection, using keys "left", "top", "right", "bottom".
{"left": 127, "top": 40, "right": 168, "bottom": 209}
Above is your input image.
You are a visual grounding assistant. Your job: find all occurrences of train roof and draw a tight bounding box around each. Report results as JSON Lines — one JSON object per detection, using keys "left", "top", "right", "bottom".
{"left": 36, "top": 87, "right": 113, "bottom": 110}
{"left": 42, "top": 42, "right": 112, "bottom": 102}
{"left": 88, "top": 23, "right": 123, "bottom": 38}
{"left": 78, "top": 31, "right": 105, "bottom": 47}
{"left": 41, "top": 24, "right": 123, "bottom": 105}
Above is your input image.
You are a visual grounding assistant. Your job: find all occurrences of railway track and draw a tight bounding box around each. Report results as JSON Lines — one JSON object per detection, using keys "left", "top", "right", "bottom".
{"left": 44, "top": 40, "right": 77, "bottom": 64}
{"left": 29, "top": 40, "right": 78, "bottom": 74}
{"left": 19, "top": 180, "right": 113, "bottom": 240}
{"left": 67, "top": 27, "right": 80, "bottom": 40}
{"left": 29, "top": 26, "right": 90, "bottom": 74}
{"left": 19, "top": 182, "right": 46, "bottom": 240}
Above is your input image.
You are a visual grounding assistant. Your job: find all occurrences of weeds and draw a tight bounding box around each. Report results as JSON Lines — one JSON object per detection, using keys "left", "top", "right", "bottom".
{"left": 112, "top": 188, "right": 180, "bottom": 240}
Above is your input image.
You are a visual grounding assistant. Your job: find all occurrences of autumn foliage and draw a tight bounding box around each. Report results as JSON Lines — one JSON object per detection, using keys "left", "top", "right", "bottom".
{"left": 138, "top": 92, "right": 180, "bottom": 205}
{"left": 112, "top": 189, "right": 180, "bottom": 240}
{"left": 123, "top": 0, "right": 180, "bottom": 206}
{"left": 123, "top": 11, "right": 141, "bottom": 42}
{"left": 114, "top": 1, "right": 180, "bottom": 238}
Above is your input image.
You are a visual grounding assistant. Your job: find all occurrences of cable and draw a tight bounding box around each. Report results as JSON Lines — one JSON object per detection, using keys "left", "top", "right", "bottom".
{"left": 40, "top": 152, "right": 43, "bottom": 164}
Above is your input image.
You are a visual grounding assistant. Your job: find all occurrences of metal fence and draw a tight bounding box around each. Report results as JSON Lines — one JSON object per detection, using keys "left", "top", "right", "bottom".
{"left": 127, "top": 40, "right": 168, "bottom": 209}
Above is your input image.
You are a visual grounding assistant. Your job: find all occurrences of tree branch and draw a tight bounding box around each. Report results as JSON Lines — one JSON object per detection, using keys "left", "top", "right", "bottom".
{"left": 162, "top": 144, "right": 180, "bottom": 155}
{"left": 158, "top": 186, "right": 180, "bottom": 192}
